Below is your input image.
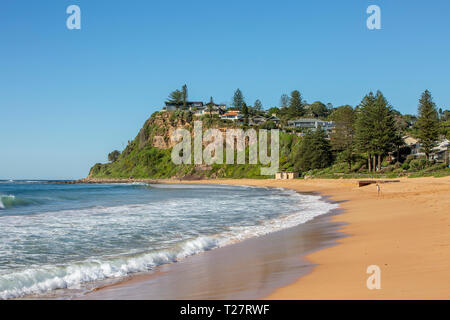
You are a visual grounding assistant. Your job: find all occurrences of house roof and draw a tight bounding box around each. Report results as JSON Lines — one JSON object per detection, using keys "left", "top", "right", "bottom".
{"left": 165, "top": 101, "right": 204, "bottom": 106}
{"left": 251, "top": 115, "right": 266, "bottom": 120}
{"left": 403, "top": 136, "right": 419, "bottom": 146}
{"left": 288, "top": 118, "right": 331, "bottom": 123}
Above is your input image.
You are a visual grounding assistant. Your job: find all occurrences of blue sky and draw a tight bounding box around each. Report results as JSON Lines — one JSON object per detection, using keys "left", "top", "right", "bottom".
{"left": 1, "top": 0, "right": 449, "bottom": 179}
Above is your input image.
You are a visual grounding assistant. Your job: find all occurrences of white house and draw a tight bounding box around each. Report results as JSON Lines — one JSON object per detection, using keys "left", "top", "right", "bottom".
{"left": 403, "top": 136, "right": 450, "bottom": 162}
{"left": 403, "top": 136, "right": 424, "bottom": 157}
{"left": 433, "top": 139, "right": 450, "bottom": 163}
{"left": 220, "top": 111, "right": 243, "bottom": 122}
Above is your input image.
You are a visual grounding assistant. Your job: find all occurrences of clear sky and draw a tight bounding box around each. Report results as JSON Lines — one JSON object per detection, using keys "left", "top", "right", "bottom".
{"left": 1, "top": 0, "right": 449, "bottom": 180}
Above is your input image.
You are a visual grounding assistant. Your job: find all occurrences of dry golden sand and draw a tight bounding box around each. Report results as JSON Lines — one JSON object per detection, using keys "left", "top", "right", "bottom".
{"left": 173, "top": 177, "right": 450, "bottom": 300}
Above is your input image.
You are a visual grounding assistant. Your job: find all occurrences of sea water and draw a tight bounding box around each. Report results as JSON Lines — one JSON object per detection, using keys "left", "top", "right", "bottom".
{"left": 0, "top": 181, "right": 337, "bottom": 299}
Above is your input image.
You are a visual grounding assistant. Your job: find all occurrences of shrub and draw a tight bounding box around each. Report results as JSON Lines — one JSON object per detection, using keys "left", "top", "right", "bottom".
{"left": 108, "top": 150, "right": 121, "bottom": 162}
{"left": 409, "top": 158, "right": 429, "bottom": 171}
{"left": 405, "top": 154, "right": 415, "bottom": 164}
{"left": 422, "top": 163, "right": 448, "bottom": 173}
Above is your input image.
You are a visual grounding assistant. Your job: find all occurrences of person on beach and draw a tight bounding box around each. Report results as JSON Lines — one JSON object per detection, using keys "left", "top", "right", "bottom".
{"left": 376, "top": 183, "right": 381, "bottom": 197}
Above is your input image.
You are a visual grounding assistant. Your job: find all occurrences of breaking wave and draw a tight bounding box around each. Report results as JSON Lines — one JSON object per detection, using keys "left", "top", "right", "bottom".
{"left": 0, "top": 195, "right": 18, "bottom": 209}
{"left": 0, "top": 236, "right": 220, "bottom": 300}
{"left": 0, "top": 188, "right": 338, "bottom": 299}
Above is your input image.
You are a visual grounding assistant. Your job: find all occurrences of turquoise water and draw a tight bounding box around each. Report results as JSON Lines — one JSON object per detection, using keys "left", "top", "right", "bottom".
{"left": 0, "top": 181, "right": 337, "bottom": 299}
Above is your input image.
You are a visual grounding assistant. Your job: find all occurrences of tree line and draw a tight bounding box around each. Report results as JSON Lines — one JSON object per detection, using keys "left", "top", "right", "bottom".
{"left": 293, "top": 89, "right": 445, "bottom": 173}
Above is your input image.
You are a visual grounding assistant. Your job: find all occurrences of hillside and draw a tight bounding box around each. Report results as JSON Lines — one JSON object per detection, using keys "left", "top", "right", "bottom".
{"left": 88, "top": 111, "right": 299, "bottom": 180}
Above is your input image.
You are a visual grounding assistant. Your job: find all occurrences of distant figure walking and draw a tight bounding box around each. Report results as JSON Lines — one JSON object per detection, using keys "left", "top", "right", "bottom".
{"left": 376, "top": 183, "right": 381, "bottom": 197}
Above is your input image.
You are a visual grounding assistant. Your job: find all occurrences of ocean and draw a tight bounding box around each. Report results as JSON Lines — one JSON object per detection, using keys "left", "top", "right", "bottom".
{"left": 0, "top": 180, "right": 337, "bottom": 299}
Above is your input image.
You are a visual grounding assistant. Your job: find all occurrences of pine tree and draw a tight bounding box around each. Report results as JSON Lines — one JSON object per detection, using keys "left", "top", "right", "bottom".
{"left": 355, "top": 91, "right": 397, "bottom": 171}
{"left": 207, "top": 96, "right": 214, "bottom": 118}
{"left": 416, "top": 90, "right": 439, "bottom": 159}
{"left": 182, "top": 84, "right": 188, "bottom": 109}
{"left": 372, "top": 92, "right": 397, "bottom": 170}
{"left": 232, "top": 89, "right": 244, "bottom": 110}
{"left": 294, "top": 129, "right": 332, "bottom": 172}
{"left": 355, "top": 92, "right": 376, "bottom": 171}
{"left": 288, "top": 90, "right": 304, "bottom": 118}
{"left": 166, "top": 89, "right": 183, "bottom": 110}
{"left": 280, "top": 94, "right": 290, "bottom": 109}
{"left": 254, "top": 99, "right": 262, "bottom": 112}
{"left": 242, "top": 102, "right": 249, "bottom": 124}
{"left": 330, "top": 105, "right": 356, "bottom": 169}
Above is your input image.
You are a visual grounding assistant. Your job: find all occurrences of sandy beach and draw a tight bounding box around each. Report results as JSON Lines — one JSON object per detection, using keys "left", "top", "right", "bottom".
{"left": 180, "top": 177, "right": 450, "bottom": 300}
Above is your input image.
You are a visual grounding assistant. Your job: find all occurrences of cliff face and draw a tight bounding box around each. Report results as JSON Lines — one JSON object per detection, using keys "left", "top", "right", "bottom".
{"left": 88, "top": 111, "right": 277, "bottom": 180}
{"left": 137, "top": 112, "right": 241, "bottom": 150}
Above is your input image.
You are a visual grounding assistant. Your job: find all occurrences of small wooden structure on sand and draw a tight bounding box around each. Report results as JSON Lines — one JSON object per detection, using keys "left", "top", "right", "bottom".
{"left": 275, "top": 172, "right": 299, "bottom": 180}
{"left": 358, "top": 180, "right": 400, "bottom": 187}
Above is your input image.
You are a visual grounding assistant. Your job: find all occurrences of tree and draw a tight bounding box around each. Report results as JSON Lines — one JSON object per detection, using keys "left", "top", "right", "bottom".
{"left": 108, "top": 150, "right": 121, "bottom": 162}
{"left": 254, "top": 99, "right": 262, "bottom": 112}
{"left": 280, "top": 94, "right": 290, "bottom": 109}
{"left": 372, "top": 92, "right": 398, "bottom": 170}
{"left": 294, "top": 129, "right": 332, "bottom": 172}
{"left": 416, "top": 90, "right": 439, "bottom": 159}
{"left": 355, "top": 92, "right": 376, "bottom": 171}
{"left": 442, "top": 110, "right": 450, "bottom": 121}
{"left": 182, "top": 84, "right": 188, "bottom": 109}
{"left": 232, "top": 88, "right": 244, "bottom": 110}
{"left": 309, "top": 101, "right": 329, "bottom": 118}
{"left": 185, "top": 110, "right": 193, "bottom": 123}
{"left": 288, "top": 90, "right": 304, "bottom": 118}
{"left": 242, "top": 102, "right": 249, "bottom": 124}
{"left": 267, "top": 107, "right": 280, "bottom": 116}
{"left": 440, "top": 120, "right": 450, "bottom": 140}
{"left": 166, "top": 89, "right": 183, "bottom": 110}
{"left": 207, "top": 96, "right": 214, "bottom": 118}
{"left": 355, "top": 91, "right": 397, "bottom": 171}
{"left": 330, "top": 105, "right": 356, "bottom": 169}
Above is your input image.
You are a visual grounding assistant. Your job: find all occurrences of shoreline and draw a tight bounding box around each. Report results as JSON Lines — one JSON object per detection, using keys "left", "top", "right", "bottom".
{"left": 81, "top": 176, "right": 450, "bottom": 299}
{"left": 8, "top": 181, "right": 341, "bottom": 300}
{"left": 77, "top": 188, "right": 343, "bottom": 300}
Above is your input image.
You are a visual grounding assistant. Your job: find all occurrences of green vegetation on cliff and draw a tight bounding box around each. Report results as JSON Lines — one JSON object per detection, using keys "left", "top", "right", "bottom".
{"left": 89, "top": 111, "right": 302, "bottom": 179}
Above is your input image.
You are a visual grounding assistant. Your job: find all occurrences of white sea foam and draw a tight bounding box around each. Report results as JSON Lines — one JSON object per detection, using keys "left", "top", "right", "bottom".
{"left": 0, "top": 195, "right": 15, "bottom": 210}
{"left": 0, "top": 236, "right": 220, "bottom": 300}
{"left": 0, "top": 188, "right": 338, "bottom": 299}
